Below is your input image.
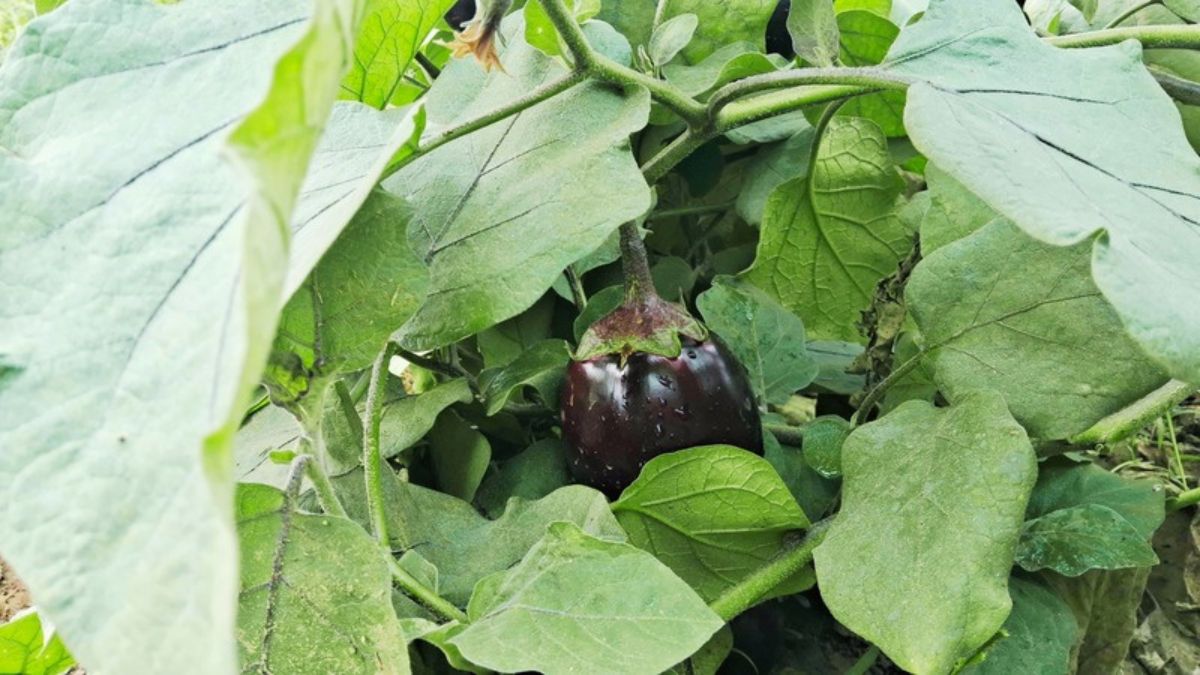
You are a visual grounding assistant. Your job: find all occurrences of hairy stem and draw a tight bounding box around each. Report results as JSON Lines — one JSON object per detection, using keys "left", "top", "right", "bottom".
{"left": 850, "top": 353, "right": 924, "bottom": 428}
{"left": 648, "top": 202, "right": 735, "bottom": 220}
{"left": 620, "top": 222, "right": 657, "bottom": 301}
{"left": 717, "top": 85, "right": 872, "bottom": 131}
{"left": 302, "top": 455, "right": 348, "bottom": 519}
{"left": 1047, "top": 24, "right": 1200, "bottom": 49}
{"left": 765, "top": 423, "right": 805, "bottom": 447}
{"left": 334, "top": 379, "right": 364, "bottom": 446}
{"left": 1069, "top": 379, "right": 1195, "bottom": 446}
{"left": 709, "top": 519, "right": 832, "bottom": 621}
{"left": 708, "top": 68, "right": 911, "bottom": 118}
{"left": 363, "top": 344, "right": 398, "bottom": 547}
{"left": 565, "top": 266, "right": 588, "bottom": 309}
{"left": 386, "top": 556, "right": 469, "bottom": 623}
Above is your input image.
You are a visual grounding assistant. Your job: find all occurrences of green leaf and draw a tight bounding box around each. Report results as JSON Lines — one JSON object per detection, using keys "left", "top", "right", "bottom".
{"left": 814, "top": 391, "right": 1038, "bottom": 675}
{"left": 1164, "top": 0, "right": 1200, "bottom": 21}
{"left": 836, "top": 0, "right": 892, "bottom": 15}
{"left": 0, "top": 0, "right": 361, "bottom": 669}
{"left": 649, "top": 12, "right": 698, "bottom": 66}
{"left": 428, "top": 410, "right": 492, "bottom": 501}
{"left": 573, "top": 285, "right": 625, "bottom": 340}
{"left": 836, "top": 10, "right": 905, "bottom": 136}
{"left": 877, "top": 332, "right": 937, "bottom": 413}
{"left": 807, "top": 340, "right": 867, "bottom": 395}
{"left": 379, "top": 378, "right": 473, "bottom": 459}
{"left": 907, "top": 219, "right": 1169, "bottom": 440}
{"left": 658, "top": 0, "right": 779, "bottom": 63}
{"left": 664, "top": 626, "right": 734, "bottom": 675}
{"left": 918, "top": 163, "right": 998, "bottom": 254}
{"left": 596, "top": 0, "right": 656, "bottom": 48}
{"left": 959, "top": 577, "right": 1077, "bottom": 675}
{"left": 697, "top": 277, "right": 819, "bottom": 405}
{"left": 343, "top": 0, "right": 455, "bottom": 108}
{"left": 802, "top": 415, "right": 849, "bottom": 478}
{"left": 477, "top": 439, "right": 571, "bottom": 517}
{"left": 745, "top": 116, "right": 911, "bottom": 342}
{"left": 479, "top": 339, "right": 569, "bottom": 415}
{"left": 663, "top": 41, "right": 787, "bottom": 97}
{"left": 888, "top": 0, "right": 1200, "bottom": 382}
{"left": 1016, "top": 504, "right": 1158, "bottom": 577}
{"left": 235, "top": 483, "right": 409, "bottom": 674}
{"left": 285, "top": 102, "right": 421, "bottom": 297}
{"left": 763, "top": 427, "right": 841, "bottom": 522}
{"left": 736, "top": 127, "right": 816, "bottom": 226}
{"left": 613, "top": 445, "right": 810, "bottom": 601}
{"left": 477, "top": 294, "right": 555, "bottom": 368}
{"left": 1042, "top": 567, "right": 1151, "bottom": 674}
{"left": 450, "top": 522, "right": 725, "bottom": 674}
{"left": 235, "top": 404, "right": 304, "bottom": 489}
{"left": 1026, "top": 462, "right": 1165, "bottom": 540}
{"left": 335, "top": 471, "right": 625, "bottom": 604}
{"left": 0, "top": 611, "right": 76, "bottom": 675}
{"left": 787, "top": 0, "right": 840, "bottom": 67}
{"left": 386, "top": 19, "right": 650, "bottom": 350}
{"left": 268, "top": 189, "right": 430, "bottom": 405}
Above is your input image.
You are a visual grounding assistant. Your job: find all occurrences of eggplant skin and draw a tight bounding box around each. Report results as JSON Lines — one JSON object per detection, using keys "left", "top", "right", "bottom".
{"left": 561, "top": 336, "right": 763, "bottom": 496}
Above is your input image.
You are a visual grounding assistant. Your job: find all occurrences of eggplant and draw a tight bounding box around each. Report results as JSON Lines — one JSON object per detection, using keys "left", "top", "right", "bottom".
{"left": 562, "top": 335, "right": 762, "bottom": 496}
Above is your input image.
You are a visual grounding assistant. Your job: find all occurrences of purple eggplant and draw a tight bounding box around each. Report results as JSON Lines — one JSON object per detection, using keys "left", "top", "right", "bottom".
{"left": 561, "top": 333, "right": 762, "bottom": 496}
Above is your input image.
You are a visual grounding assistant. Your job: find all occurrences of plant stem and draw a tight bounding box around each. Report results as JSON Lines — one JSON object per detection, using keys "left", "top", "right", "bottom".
{"left": 647, "top": 203, "right": 735, "bottom": 220}
{"left": 396, "top": 347, "right": 460, "bottom": 379}
{"left": 1069, "top": 379, "right": 1194, "bottom": 446}
{"left": 709, "top": 519, "right": 831, "bottom": 621}
{"left": 1046, "top": 24, "right": 1200, "bottom": 49}
{"left": 765, "top": 423, "right": 805, "bottom": 447}
{"left": 302, "top": 455, "right": 348, "bottom": 519}
{"left": 1167, "top": 487, "right": 1200, "bottom": 511}
{"left": 539, "top": 0, "right": 708, "bottom": 127}
{"left": 707, "top": 68, "right": 912, "bottom": 118}
{"left": 565, "top": 266, "right": 588, "bottom": 309}
{"left": 1103, "top": 0, "right": 1161, "bottom": 29}
{"left": 846, "top": 646, "right": 880, "bottom": 675}
{"left": 850, "top": 353, "right": 924, "bottom": 428}
{"left": 641, "top": 128, "right": 712, "bottom": 183}
{"left": 333, "top": 379, "right": 364, "bottom": 446}
{"left": 385, "top": 556, "right": 469, "bottom": 623}
{"left": 619, "top": 222, "right": 657, "bottom": 301}
{"left": 414, "top": 51, "right": 441, "bottom": 79}
{"left": 1150, "top": 65, "right": 1200, "bottom": 106}
{"left": 364, "top": 344, "right": 398, "bottom": 548}
{"left": 716, "top": 85, "right": 872, "bottom": 131}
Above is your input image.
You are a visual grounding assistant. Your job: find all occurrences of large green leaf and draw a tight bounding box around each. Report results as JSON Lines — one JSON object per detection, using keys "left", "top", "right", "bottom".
{"left": 613, "top": 445, "right": 810, "bottom": 601}
{"left": 343, "top": 0, "right": 455, "bottom": 109}
{"left": 428, "top": 410, "right": 492, "bottom": 501}
{"left": 960, "top": 577, "right": 1077, "bottom": 675}
{"left": 1026, "top": 462, "right": 1165, "bottom": 539}
{"left": 745, "top": 116, "right": 912, "bottom": 342}
{"left": 663, "top": 42, "right": 787, "bottom": 97}
{"left": 476, "top": 439, "right": 571, "bottom": 517}
{"left": 268, "top": 189, "right": 429, "bottom": 405}
{"left": 334, "top": 471, "right": 625, "bottom": 604}
{"left": 888, "top": 0, "right": 1200, "bottom": 382}
{"left": 735, "top": 126, "right": 817, "bottom": 226}
{"left": 907, "top": 219, "right": 1168, "bottom": 440}
{"left": 0, "top": 611, "right": 75, "bottom": 675}
{"left": 918, "top": 164, "right": 998, "bottom": 254}
{"left": 814, "top": 391, "right": 1037, "bottom": 675}
{"left": 787, "top": 0, "right": 840, "bottom": 67}
{"left": 385, "top": 19, "right": 650, "bottom": 350}
{"left": 0, "top": 0, "right": 360, "bottom": 670}
{"left": 478, "top": 339, "right": 569, "bottom": 415}
{"left": 836, "top": 10, "right": 905, "bottom": 136}
{"left": 450, "top": 522, "right": 724, "bottom": 674}
{"left": 285, "top": 102, "right": 420, "bottom": 296}
{"left": 1017, "top": 504, "right": 1158, "bottom": 576}
{"left": 697, "top": 277, "right": 819, "bottom": 405}
{"left": 659, "top": 0, "right": 777, "bottom": 62}
{"left": 235, "top": 483, "right": 409, "bottom": 674}
{"left": 1042, "top": 567, "right": 1152, "bottom": 674}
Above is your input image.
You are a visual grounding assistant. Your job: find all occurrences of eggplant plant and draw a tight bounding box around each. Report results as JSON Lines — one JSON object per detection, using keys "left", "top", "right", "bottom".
{"left": 0, "top": 0, "right": 1198, "bottom": 673}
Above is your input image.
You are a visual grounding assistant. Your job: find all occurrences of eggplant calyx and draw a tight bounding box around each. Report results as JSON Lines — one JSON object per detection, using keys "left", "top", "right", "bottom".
{"left": 574, "top": 293, "right": 707, "bottom": 362}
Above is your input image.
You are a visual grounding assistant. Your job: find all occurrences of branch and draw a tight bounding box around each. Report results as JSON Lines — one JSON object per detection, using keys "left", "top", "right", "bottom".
{"left": 1069, "top": 379, "right": 1195, "bottom": 446}
{"left": 765, "top": 423, "right": 805, "bottom": 447}
{"left": 386, "top": 556, "right": 469, "bottom": 623}
{"left": 709, "top": 519, "right": 832, "bottom": 621}
{"left": 363, "top": 343, "right": 398, "bottom": 547}
{"left": 1046, "top": 24, "right": 1200, "bottom": 49}
{"left": 303, "top": 455, "right": 348, "bottom": 519}
{"left": 850, "top": 353, "right": 924, "bottom": 428}
{"left": 707, "top": 67, "right": 912, "bottom": 119}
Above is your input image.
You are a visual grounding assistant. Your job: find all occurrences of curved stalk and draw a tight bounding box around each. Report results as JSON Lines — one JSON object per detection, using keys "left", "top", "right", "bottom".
{"left": 1046, "top": 24, "right": 1200, "bottom": 49}
{"left": 709, "top": 519, "right": 831, "bottom": 621}
{"left": 363, "top": 343, "right": 398, "bottom": 547}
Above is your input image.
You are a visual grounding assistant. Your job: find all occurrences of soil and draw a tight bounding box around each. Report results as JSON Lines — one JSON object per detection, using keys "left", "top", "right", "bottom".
{"left": 0, "top": 555, "right": 30, "bottom": 622}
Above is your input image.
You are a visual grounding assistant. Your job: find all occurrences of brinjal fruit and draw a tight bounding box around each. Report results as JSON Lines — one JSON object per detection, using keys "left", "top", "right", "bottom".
{"left": 561, "top": 227, "right": 762, "bottom": 496}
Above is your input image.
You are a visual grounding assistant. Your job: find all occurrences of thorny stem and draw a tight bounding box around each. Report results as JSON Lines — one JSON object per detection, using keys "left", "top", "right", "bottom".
{"left": 709, "top": 519, "right": 832, "bottom": 621}
{"left": 364, "top": 343, "right": 398, "bottom": 548}
{"left": 850, "top": 353, "right": 924, "bottom": 428}
{"left": 619, "top": 222, "right": 657, "bottom": 302}
{"left": 1069, "top": 380, "right": 1194, "bottom": 446}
